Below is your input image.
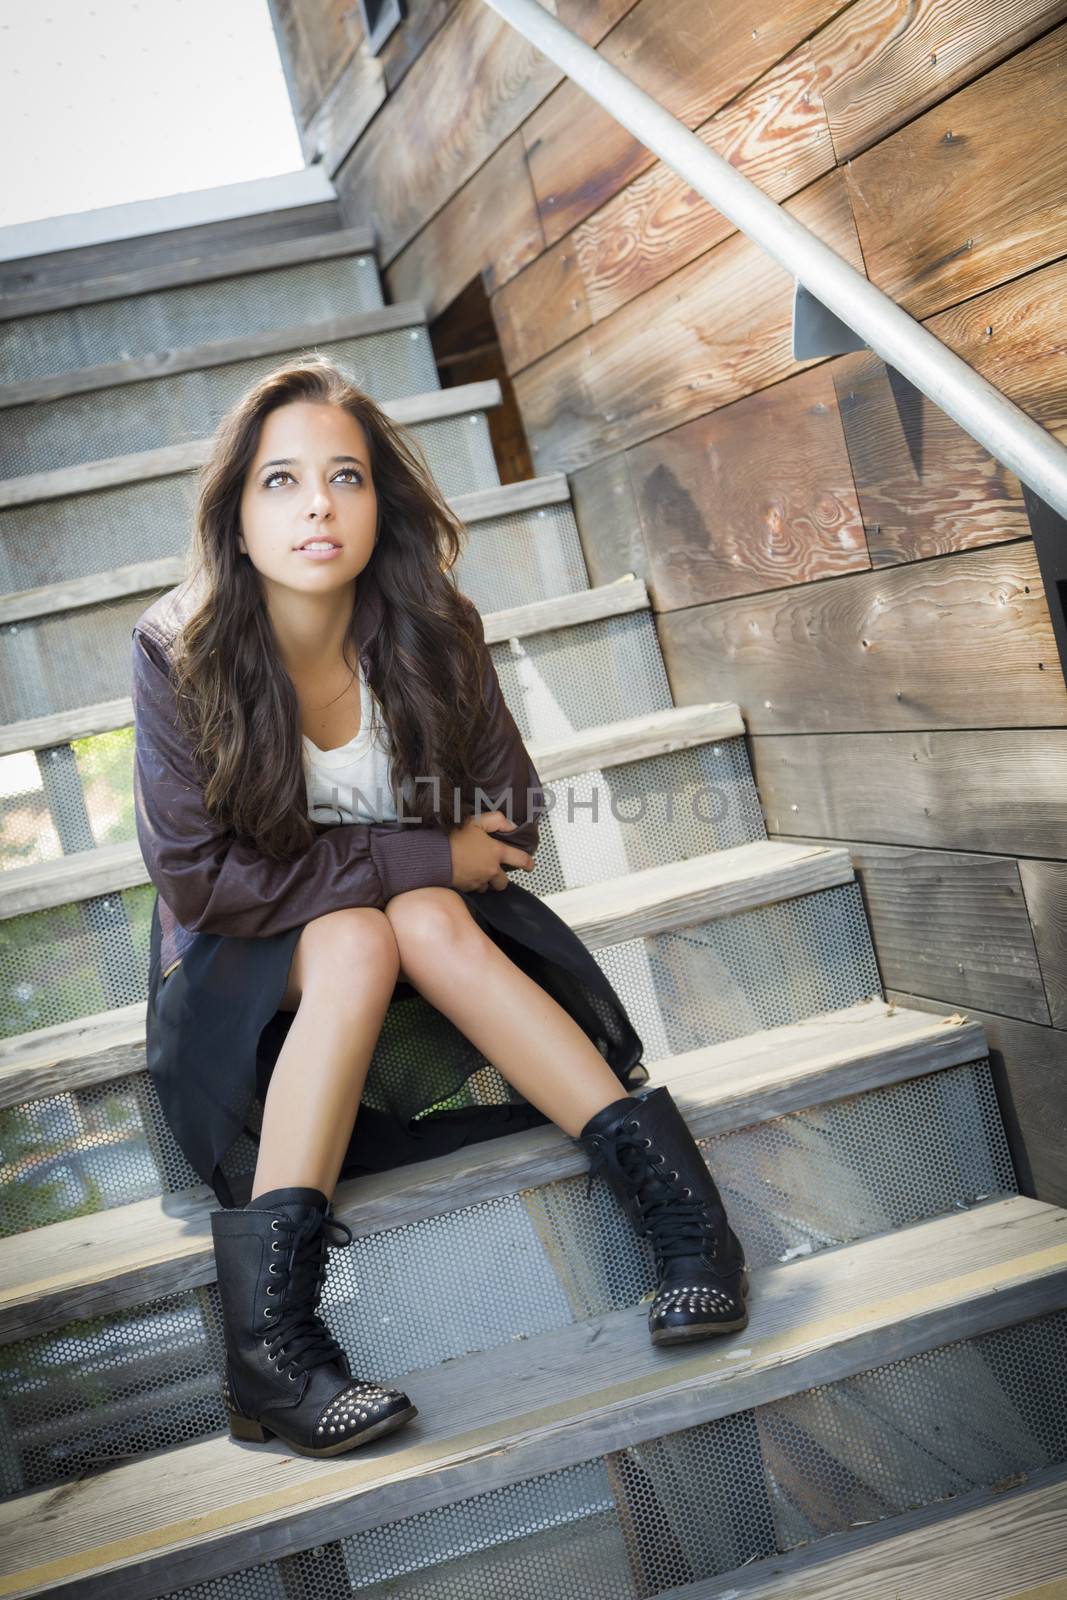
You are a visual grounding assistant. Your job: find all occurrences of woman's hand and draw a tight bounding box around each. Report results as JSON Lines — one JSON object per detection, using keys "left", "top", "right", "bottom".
{"left": 449, "top": 810, "right": 536, "bottom": 892}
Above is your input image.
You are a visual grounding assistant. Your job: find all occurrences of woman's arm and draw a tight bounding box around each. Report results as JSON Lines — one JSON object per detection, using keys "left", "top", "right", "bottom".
{"left": 462, "top": 594, "right": 544, "bottom": 863}
{"left": 131, "top": 629, "right": 455, "bottom": 938}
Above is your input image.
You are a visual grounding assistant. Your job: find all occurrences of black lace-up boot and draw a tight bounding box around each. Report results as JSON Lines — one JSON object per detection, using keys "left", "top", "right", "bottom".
{"left": 211, "top": 1186, "right": 418, "bottom": 1455}
{"left": 577, "top": 1088, "right": 750, "bottom": 1345}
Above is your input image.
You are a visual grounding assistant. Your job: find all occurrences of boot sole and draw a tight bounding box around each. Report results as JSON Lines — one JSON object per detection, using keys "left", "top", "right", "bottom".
{"left": 649, "top": 1268, "right": 751, "bottom": 1346}
{"left": 228, "top": 1402, "right": 418, "bottom": 1456}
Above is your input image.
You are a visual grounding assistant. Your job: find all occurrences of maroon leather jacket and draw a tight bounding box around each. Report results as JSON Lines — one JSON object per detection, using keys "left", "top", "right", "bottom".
{"left": 132, "top": 572, "right": 543, "bottom": 979}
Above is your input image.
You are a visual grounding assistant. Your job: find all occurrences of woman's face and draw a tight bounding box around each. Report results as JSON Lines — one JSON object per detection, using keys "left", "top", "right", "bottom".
{"left": 238, "top": 401, "right": 378, "bottom": 596}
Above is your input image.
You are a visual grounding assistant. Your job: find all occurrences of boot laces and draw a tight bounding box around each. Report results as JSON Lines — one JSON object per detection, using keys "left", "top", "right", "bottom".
{"left": 263, "top": 1209, "right": 353, "bottom": 1375}
{"left": 586, "top": 1131, "right": 720, "bottom": 1265}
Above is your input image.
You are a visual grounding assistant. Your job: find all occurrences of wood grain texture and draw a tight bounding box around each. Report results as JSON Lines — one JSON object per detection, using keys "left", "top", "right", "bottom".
{"left": 2, "top": 1198, "right": 1061, "bottom": 1600}
{"left": 814, "top": 0, "right": 1067, "bottom": 161}
{"left": 844, "top": 22, "right": 1067, "bottom": 320}
{"left": 1019, "top": 859, "right": 1067, "bottom": 1028}
{"left": 546, "top": 840, "right": 855, "bottom": 947}
{"left": 270, "top": 0, "right": 324, "bottom": 124}
{"left": 923, "top": 254, "right": 1067, "bottom": 445}
{"left": 886, "top": 988, "right": 1067, "bottom": 1208}
{"left": 657, "top": 540, "right": 1067, "bottom": 733}
{"left": 0, "top": 999, "right": 989, "bottom": 1340}
{"left": 522, "top": 0, "right": 847, "bottom": 249}
{"left": 0, "top": 834, "right": 852, "bottom": 940}
{"left": 831, "top": 349, "right": 1028, "bottom": 566}
{"left": 774, "top": 833, "right": 1050, "bottom": 1024}
{"left": 495, "top": 41, "right": 834, "bottom": 372}
{"left": 333, "top": 0, "right": 634, "bottom": 268}
{"left": 569, "top": 450, "right": 651, "bottom": 586}
{"left": 514, "top": 169, "right": 864, "bottom": 474}
{"left": 749, "top": 729, "right": 1067, "bottom": 858}
{"left": 0, "top": 699, "right": 134, "bottom": 758}
{"left": 481, "top": 574, "right": 649, "bottom": 641}
{"left": 627, "top": 365, "right": 867, "bottom": 609}
{"left": 292, "top": 0, "right": 364, "bottom": 102}
{"left": 302, "top": 38, "right": 387, "bottom": 175}
{"left": 384, "top": 132, "right": 546, "bottom": 319}
{"left": 379, "top": 0, "right": 457, "bottom": 97}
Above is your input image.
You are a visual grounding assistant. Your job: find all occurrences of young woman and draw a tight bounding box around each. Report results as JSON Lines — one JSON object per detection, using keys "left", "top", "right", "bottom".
{"left": 132, "top": 355, "right": 748, "bottom": 1461}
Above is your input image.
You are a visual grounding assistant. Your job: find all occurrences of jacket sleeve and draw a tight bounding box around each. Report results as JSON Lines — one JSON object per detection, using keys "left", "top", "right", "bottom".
{"left": 462, "top": 595, "right": 545, "bottom": 864}
{"left": 131, "top": 628, "right": 455, "bottom": 937}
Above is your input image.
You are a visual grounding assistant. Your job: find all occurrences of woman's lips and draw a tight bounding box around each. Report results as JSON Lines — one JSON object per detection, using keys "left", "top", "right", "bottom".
{"left": 295, "top": 543, "right": 343, "bottom": 561}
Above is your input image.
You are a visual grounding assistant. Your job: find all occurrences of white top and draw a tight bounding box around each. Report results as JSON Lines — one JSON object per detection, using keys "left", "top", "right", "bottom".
{"left": 301, "top": 656, "right": 412, "bottom": 825}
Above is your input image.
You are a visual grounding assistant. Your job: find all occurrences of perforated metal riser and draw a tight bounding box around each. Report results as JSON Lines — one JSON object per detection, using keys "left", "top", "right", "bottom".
{"left": 3, "top": 748, "right": 765, "bottom": 962}
{"left": 490, "top": 611, "right": 673, "bottom": 741}
{"left": 0, "top": 330, "right": 441, "bottom": 479}
{"left": 454, "top": 502, "right": 589, "bottom": 616}
{"left": 0, "top": 1060, "right": 1015, "bottom": 1492}
{"left": 0, "top": 411, "right": 501, "bottom": 598}
{"left": 0, "top": 256, "right": 386, "bottom": 383}
{"left": 2, "top": 607, "right": 681, "bottom": 872}
{"left": 0, "top": 474, "right": 198, "bottom": 595}
{"left": 0, "top": 443, "right": 507, "bottom": 730}
{"left": 212, "top": 1311, "right": 1061, "bottom": 1600}
{"left": 1, "top": 876, "right": 882, "bottom": 1214}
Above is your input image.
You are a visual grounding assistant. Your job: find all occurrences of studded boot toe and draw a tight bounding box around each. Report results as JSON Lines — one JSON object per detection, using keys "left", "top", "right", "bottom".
{"left": 211, "top": 1186, "right": 418, "bottom": 1456}
{"left": 577, "top": 1087, "right": 750, "bottom": 1346}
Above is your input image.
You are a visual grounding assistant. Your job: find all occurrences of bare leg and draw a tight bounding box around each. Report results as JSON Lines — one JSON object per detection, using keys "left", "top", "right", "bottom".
{"left": 250, "top": 907, "right": 401, "bottom": 1202}
{"left": 384, "top": 888, "right": 630, "bottom": 1139}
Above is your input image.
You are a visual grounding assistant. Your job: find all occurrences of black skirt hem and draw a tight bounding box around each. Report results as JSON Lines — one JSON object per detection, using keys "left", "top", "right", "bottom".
{"left": 145, "top": 881, "right": 647, "bottom": 1209}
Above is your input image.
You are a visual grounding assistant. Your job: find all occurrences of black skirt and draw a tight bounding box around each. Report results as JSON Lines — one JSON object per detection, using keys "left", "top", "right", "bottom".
{"left": 145, "top": 880, "right": 648, "bottom": 1209}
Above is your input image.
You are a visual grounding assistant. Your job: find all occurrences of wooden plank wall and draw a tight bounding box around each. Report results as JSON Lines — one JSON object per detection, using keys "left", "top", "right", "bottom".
{"left": 273, "top": 0, "right": 1067, "bottom": 1203}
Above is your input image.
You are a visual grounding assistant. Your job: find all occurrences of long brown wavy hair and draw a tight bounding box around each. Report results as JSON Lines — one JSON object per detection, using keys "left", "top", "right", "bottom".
{"left": 171, "top": 354, "right": 495, "bottom": 858}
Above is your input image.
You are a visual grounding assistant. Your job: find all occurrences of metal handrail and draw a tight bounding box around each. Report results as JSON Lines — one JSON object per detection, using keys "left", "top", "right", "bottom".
{"left": 482, "top": 0, "right": 1067, "bottom": 520}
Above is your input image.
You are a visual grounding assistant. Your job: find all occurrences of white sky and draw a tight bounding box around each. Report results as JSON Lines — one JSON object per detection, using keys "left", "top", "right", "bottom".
{"left": 0, "top": 0, "right": 305, "bottom": 228}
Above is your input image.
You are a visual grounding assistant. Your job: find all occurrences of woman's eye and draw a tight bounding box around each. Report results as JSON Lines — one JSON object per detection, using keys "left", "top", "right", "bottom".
{"left": 263, "top": 467, "right": 362, "bottom": 487}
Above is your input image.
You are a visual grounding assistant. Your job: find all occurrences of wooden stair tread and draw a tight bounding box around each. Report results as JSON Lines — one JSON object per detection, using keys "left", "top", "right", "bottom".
{"left": 0, "top": 378, "right": 503, "bottom": 510}
{"left": 0, "top": 998, "right": 989, "bottom": 1341}
{"left": 0, "top": 301, "right": 428, "bottom": 407}
{"left": 0, "top": 829, "right": 847, "bottom": 929}
{"left": 0, "top": 474, "right": 575, "bottom": 627}
{"left": 0, "top": 224, "right": 379, "bottom": 320}
{"left": 1, "top": 1196, "right": 1063, "bottom": 1600}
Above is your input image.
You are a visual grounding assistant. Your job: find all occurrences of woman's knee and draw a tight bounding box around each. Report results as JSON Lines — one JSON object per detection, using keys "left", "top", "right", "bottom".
{"left": 383, "top": 886, "right": 474, "bottom": 961}
{"left": 283, "top": 907, "right": 400, "bottom": 1008}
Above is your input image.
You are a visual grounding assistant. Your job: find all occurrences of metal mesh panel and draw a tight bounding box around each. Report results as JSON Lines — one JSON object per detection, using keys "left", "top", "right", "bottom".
{"left": 0, "top": 592, "right": 159, "bottom": 723}
{"left": 0, "top": 256, "right": 385, "bottom": 382}
{"left": 490, "top": 611, "right": 673, "bottom": 742}
{"left": 0, "top": 409, "right": 499, "bottom": 601}
{"left": 1, "top": 728, "right": 762, "bottom": 900}
{"left": 410, "top": 412, "right": 500, "bottom": 500}
{"left": 453, "top": 501, "right": 589, "bottom": 614}
{"left": 0, "top": 1062, "right": 1016, "bottom": 1493}
{"left": 525, "top": 739, "right": 767, "bottom": 898}
{"left": 0, "top": 330, "right": 441, "bottom": 478}
{"left": 0, "top": 472, "right": 198, "bottom": 594}
{"left": 0, "top": 610, "right": 705, "bottom": 865}
{"left": 0, "top": 881, "right": 883, "bottom": 1217}
{"left": 0, "top": 882, "right": 155, "bottom": 1038}
{"left": 595, "top": 881, "right": 882, "bottom": 1065}
{"left": 0, "top": 729, "right": 136, "bottom": 869}
{"left": 146, "top": 1309, "right": 1067, "bottom": 1599}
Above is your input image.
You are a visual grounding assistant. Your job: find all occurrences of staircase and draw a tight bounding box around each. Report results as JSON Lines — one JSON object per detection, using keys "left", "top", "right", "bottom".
{"left": 0, "top": 207, "right": 1065, "bottom": 1600}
